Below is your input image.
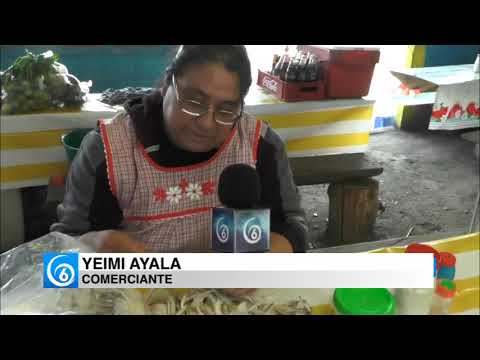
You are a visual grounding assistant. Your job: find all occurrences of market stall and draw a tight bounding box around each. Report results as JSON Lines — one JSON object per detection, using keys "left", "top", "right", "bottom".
{"left": 1, "top": 89, "right": 374, "bottom": 251}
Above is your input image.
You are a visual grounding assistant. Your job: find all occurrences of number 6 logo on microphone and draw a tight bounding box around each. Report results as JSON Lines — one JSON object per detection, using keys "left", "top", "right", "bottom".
{"left": 216, "top": 217, "right": 230, "bottom": 244}
{"left": 243, "top": 217, "right": 262, "bottom": 244}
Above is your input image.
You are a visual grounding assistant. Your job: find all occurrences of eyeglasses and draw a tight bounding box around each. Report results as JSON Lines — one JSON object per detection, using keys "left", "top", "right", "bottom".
{"left": 172, "top": 74, "right": 243, "bottom": 126}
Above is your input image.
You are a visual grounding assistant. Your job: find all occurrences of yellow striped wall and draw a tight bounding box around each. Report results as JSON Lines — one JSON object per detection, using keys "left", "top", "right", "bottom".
{"left": 1, "top": 105, "right": 373, "bottom": 189}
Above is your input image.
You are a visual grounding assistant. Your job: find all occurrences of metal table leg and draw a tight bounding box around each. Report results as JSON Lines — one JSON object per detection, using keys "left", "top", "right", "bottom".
{"left": 469, "top": 190, "right": 480, "bottom": 234}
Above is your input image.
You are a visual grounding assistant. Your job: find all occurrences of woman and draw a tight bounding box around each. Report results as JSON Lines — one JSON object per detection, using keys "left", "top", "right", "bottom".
{"left": 51, "top": 45, "right": 308, "bottom": 259}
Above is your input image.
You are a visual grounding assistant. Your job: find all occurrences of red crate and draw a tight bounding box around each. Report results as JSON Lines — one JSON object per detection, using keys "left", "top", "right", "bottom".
{"left": 298, "top": 45, "right": 380, "bottom": 98}
{"left": 257, "top": 70, "right": 326, "bottom": 102}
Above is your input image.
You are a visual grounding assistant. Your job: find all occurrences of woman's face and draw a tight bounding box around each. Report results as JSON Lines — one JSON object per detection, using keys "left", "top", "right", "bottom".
{"left": 162, "top": 62, "right": 242, "bottom": 153}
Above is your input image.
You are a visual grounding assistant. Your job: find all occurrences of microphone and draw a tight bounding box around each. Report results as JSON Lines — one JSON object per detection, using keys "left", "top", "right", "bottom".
{"left": 211, "top": 164, "right": 270, "bottom": 253}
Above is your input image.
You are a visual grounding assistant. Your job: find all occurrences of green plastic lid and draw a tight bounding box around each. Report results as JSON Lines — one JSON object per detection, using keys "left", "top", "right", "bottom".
{"left": 334, "top": 288, "right": 396, "bottom": 315}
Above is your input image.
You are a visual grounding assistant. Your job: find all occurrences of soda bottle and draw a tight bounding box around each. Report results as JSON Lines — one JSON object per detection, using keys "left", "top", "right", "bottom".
{"left": 271, "top": 54, "right": 280, "bottom": 74}
{"left": 281, "top": 58, "right": 291, "bottom": 80}
{"left": 297, "top": 52, "right": 309, "bottom": 82}
{"left": 285, "top": 57, "right": 300, "bottom": 82}
{"left": 272, "top": 55, "right": 283, "bottom": 77}
{"left": 306, "top": 54, "right": 319, "bottom": 82}
{"left": 280, "top": 46, "right": 291, "bottom": 80}
{"left": 274, "top": 48, "right": 290, "bottom": 80}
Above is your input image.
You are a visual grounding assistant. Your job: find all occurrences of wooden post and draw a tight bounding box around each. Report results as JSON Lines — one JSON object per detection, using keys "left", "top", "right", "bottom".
{"left": 327, "top": 178, "right": 379, "bottom": 246}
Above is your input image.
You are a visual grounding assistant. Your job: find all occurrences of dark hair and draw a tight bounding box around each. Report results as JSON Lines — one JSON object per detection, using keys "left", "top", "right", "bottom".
{"left": 163, "top": 45, "right": 252, "bottom": 99}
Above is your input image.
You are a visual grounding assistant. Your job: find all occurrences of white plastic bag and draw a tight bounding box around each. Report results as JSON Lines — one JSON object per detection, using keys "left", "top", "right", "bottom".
{"left": 0, "top": 232, "right": 103, "bottom": 315}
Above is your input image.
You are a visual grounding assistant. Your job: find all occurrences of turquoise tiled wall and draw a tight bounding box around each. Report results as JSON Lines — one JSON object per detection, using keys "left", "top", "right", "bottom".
{"left": 1, "top": 45, "right": 178, "bottom": 92}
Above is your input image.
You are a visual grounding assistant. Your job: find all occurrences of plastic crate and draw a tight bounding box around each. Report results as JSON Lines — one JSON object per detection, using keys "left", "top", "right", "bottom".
{"left": 257, "top": 69, "right": 326, "bottom": 102}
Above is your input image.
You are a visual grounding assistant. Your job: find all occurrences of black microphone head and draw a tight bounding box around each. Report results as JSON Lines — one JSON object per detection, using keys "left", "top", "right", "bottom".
{"left": 218, "top": 164, "right": 260, "bottom": 209}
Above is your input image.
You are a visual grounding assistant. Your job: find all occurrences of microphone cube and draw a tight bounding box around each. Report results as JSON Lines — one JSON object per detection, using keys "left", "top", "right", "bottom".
{"left": 211, "top": 208, "right": 270, "bottom": 253}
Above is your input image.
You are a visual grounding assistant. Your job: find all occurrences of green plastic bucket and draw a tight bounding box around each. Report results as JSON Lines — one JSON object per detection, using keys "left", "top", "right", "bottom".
{"left": 61, "top": 128, "right": 94, "bottom": 163}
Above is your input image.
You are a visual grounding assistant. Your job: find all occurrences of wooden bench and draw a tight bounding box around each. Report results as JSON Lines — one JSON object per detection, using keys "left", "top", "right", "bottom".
{"left": 290, "top": 153, "right": 384, "bottom": 247}
{"left": 290, "top": 153, "right": 383, "bottom": 186}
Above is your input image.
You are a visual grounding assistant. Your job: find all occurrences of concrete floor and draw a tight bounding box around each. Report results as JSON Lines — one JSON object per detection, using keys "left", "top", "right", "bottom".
{"left": 301, "top": 128, "right": 480, "bottom": 249}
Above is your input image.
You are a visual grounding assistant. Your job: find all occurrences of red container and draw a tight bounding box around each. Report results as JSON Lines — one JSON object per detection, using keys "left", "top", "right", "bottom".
{"left": 405, "top": 243, "right": 439, "bottom": 256}
{"left": 405, "top": 243, "right": 440, "bottom": 273}
{"left": 257, "top": 69, "right": 326, "bottom": 102}
{"left": 298, "top": 45, "right": 380, "bottom": 98}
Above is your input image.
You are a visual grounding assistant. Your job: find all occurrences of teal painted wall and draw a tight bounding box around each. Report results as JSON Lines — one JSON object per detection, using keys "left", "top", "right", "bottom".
{"left": 1, "top": 45, "right": 179, "bottom": 92}
{"left": 424, "top": 45, "right": 479, "bottom": 67}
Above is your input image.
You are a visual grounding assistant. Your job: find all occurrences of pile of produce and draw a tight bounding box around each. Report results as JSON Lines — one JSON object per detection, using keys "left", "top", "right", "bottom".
{"left": 139, "top": 288, "right": 311, "bottom": 315}
{"left": 1, "top": 50, "right": 91, "bottom": 114}
{"left": 99, "top": 87, "right": 155, "bottom": 106}
{"left": 52, "top": 288, "right": 312, "bottom": 315}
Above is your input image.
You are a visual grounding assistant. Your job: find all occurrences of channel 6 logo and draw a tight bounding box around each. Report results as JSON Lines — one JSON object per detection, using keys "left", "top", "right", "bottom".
{"left": 43, "top": 253, "right": 79, "bottom": 288}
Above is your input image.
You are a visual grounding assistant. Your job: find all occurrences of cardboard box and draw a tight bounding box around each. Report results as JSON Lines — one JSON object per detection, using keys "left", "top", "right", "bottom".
{"left": 391, "top": 64, "right": 480, "bottom": 130}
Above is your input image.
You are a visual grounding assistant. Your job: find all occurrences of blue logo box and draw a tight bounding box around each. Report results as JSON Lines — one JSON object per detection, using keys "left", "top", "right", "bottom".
{"left": 43, "top": 253, "right": 79, "bottom": 288}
